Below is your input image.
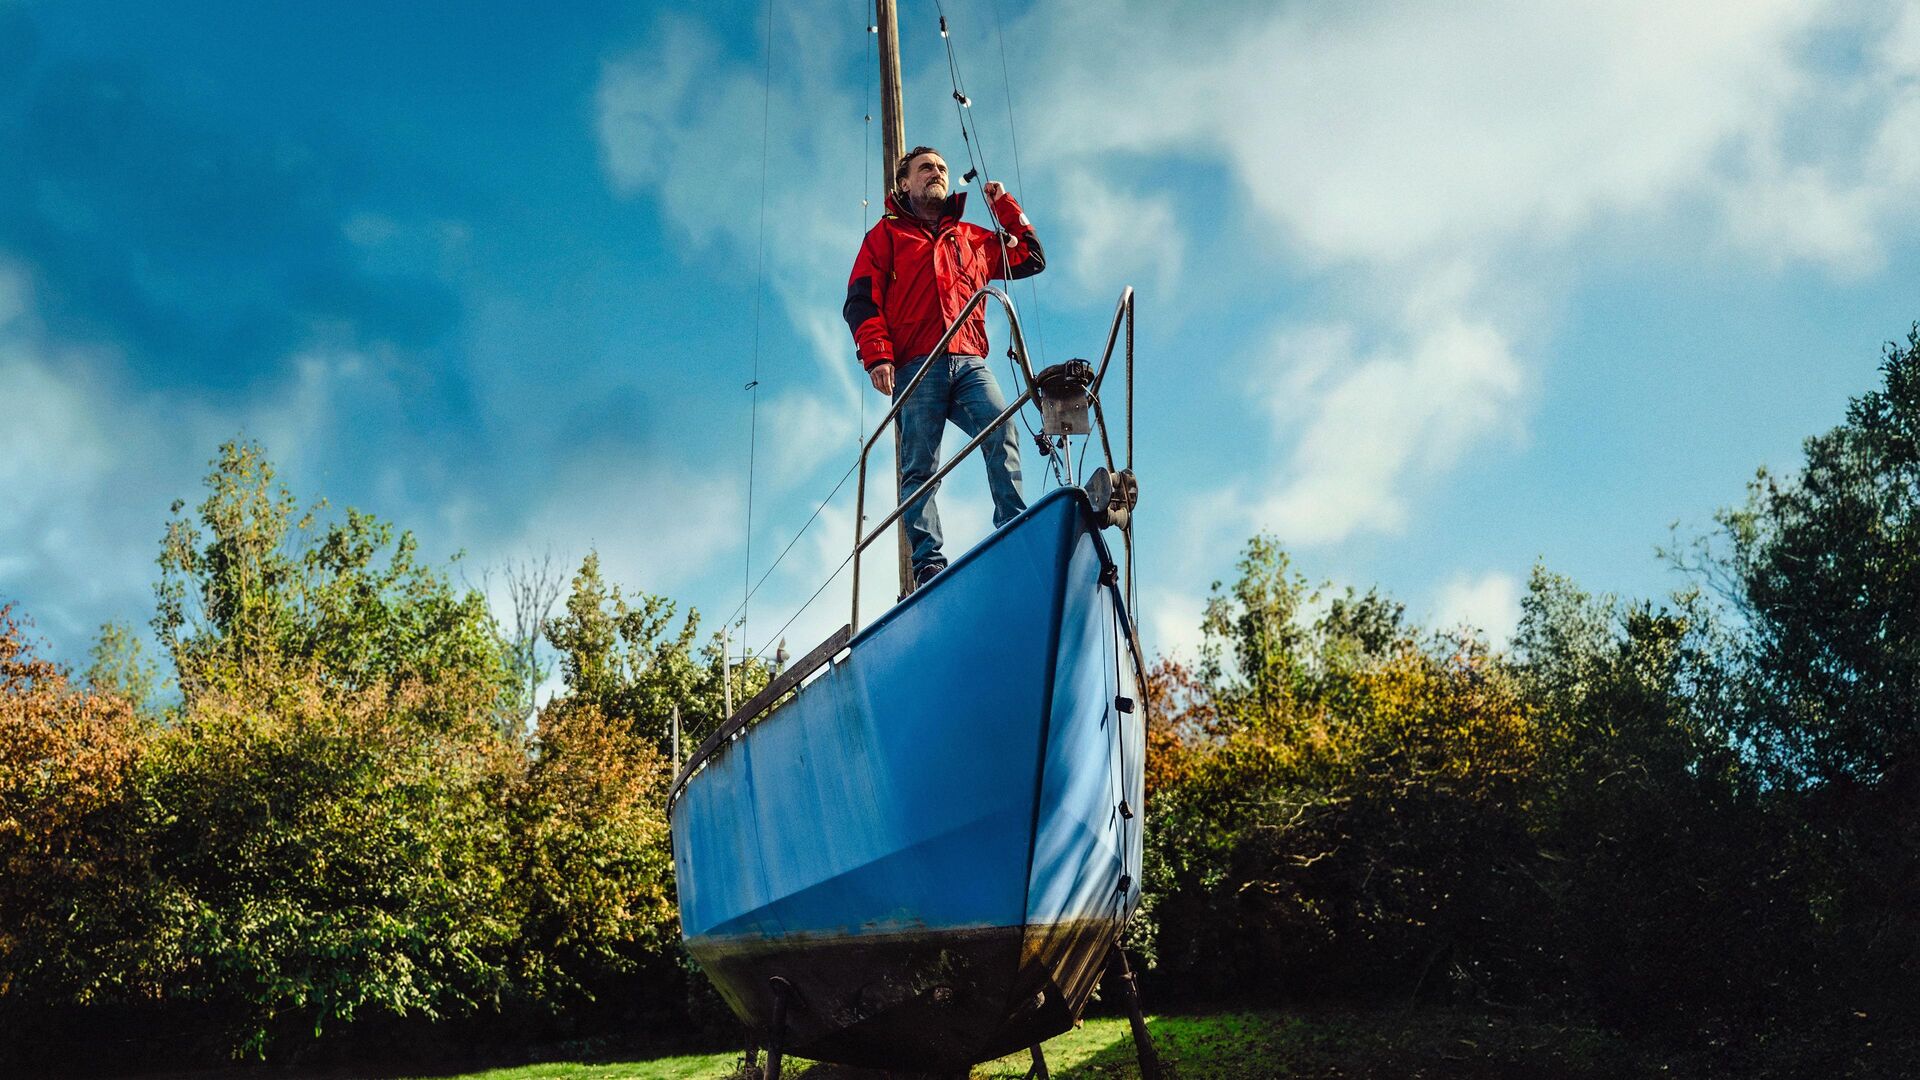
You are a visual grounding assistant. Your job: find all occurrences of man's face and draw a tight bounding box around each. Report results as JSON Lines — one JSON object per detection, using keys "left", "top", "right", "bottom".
{"left": 903, "top": 152, "right": 949, "bottom": 204}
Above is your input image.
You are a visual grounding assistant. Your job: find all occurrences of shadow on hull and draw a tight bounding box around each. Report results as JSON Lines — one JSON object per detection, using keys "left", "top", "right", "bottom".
{"left": 698, "top": 918, "right": 1118, "bottom": 1072}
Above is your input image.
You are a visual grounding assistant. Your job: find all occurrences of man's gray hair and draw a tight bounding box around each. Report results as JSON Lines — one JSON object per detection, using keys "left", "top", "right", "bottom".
{"left": 894, "top": 145, "right": 942, "bottom": 186}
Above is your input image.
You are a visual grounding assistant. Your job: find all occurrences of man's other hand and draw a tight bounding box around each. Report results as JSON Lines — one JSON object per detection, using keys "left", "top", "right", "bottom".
{"left": 869, "top": 363, "right": 895, "bottom": 395}
{"left": 982, "top": 180, "right": 1007, "bottom": 203}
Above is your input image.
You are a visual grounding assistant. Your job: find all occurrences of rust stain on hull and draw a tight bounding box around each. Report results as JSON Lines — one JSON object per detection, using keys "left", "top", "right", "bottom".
{"left": 690, "top": 918, "right": 1121, "bottom": 1071}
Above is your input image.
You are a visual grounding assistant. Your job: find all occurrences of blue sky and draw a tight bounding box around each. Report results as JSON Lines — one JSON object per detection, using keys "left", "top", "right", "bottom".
{"left": 4, "top": 0, "right": 1918, "bottom": 673}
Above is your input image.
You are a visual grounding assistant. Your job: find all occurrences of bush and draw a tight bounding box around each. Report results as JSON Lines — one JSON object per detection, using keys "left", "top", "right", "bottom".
{"left": 1144, "top": 615, "right": 1547, "bottom": 1005}
{"left": 509, "top": 699, "right": 678, "bottom": 1018}
{"left": 0, "top": 606, "right": 149, "bottom": 1015}
{"left": 135, "top": 661, "right": 519, "bottom": 1057}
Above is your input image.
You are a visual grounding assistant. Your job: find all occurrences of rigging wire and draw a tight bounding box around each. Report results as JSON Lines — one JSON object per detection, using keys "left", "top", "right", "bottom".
{"left": 988, "top": 0, "right": 1049, "bottom": 370}
{"left": 717, "top": 5, "right": 898, "bottom": 652}
{"left": 861, "top": 5, "right": 876, "bottom": 452}
{"left": 743, "top": 0, "right": 777, "bottom": 653}
{"left": 757, "top": 545, "right": 857, "bottom": 664}
{"left": 717, "top": 452, "right": 864, "bottom": 636}
{"left": 929, "top": 0, "right": 1067, "bottom": 489}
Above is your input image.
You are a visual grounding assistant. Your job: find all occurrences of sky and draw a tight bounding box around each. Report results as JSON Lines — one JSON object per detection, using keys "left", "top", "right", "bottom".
{"left": 3, "top": 0, "right": 1919, "bottom": 678}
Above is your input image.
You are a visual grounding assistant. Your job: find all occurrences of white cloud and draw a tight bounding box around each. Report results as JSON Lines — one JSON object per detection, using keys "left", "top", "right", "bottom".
{"left": 510, "top": 459, "right": 742, "bottom": 599}
{"left": 1432, "top": 570, "right": 1523, "bottom": 646}
{"left": 760, "top": 390, "right": 860, "bottom": 487}
{"left": 0, "top": 262, "right": 28, "bottom": 327}
{"left": 1050, "top": 171, "right": 1183, "bottom": 297}
{"left": 770, "top": 500, "right": 879, "bottom": 653}
{"left": 243, "top": 346, "right": 379, "bottom": 478}
{"left": 0, "top": 277, "right": 201, "bottom": 649}
{"left": 0, "top": 359, "right": 112, "bottom": 516}
{"left": 1009, "top": 0, "right": 1920, "bottom": 546}
{"left": 1144, "top": 585, "right": 1207, "bottom": 664}
{"left": 1255, "top": 307, "right": 1524, "bottom": 544}
{"left": 596, "top": 12, "right": 868, "bottom": 330}
{"left": 1031, "top": 1, "right": 1871, "bottom": 268}
{"left": 595, "top": 12, "right": 880, "bottom": 614}
{"left": 0, "top": 254, "right": 528, "bottom": 657}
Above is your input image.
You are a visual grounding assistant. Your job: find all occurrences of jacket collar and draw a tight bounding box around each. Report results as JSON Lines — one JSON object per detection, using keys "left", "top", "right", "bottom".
{"left": 885, "top": 189, "right": 967, "bottom": 230}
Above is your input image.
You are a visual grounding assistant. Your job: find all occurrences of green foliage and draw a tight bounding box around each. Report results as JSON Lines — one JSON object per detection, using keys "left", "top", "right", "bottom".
{"left": 524, "top": 553, "right": 766, "bottom": 1033}
{"left": 156, "top": 439, "right": 510, "bottom": 710}
{"left": 1199, "top": 535, "right": 1312, "bottom": 720}
{"left": 1686, "top": 325, "right": 1920, "bottom": 1047}
{"left": 0, "top": 606, "right": 149, "bottom": 1009}
{"left": 1150, "top": 555, "right": 1547, "bottom": 1003}
{"left": 16, "top": 318, "right": 1920, "bottom": 1077}
{"left": 136, "top": 664, "right": 519, "bottom": 1055}
{"left": 84, "top": 620, "right": 163, "bottom": 712}
{"left": 1512, "top": 571, "right": 1807, "bottom": 1039}
{"left": 546, "top": 552, "right": 766, "bottom": 756}
{"left": 1142, "top": 330, "right": 1920, "bottom": 1074}
{"left": 1716, "top": 325, "right": 1920, "bottom": 785}
{"left": 510, "top": 701, "right": 677, "bottom": 1009}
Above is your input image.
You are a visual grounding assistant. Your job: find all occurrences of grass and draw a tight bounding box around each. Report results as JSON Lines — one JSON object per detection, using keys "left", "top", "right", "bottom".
{"left": 412, "top": 1006, "right": 1656, "bottom": 1080}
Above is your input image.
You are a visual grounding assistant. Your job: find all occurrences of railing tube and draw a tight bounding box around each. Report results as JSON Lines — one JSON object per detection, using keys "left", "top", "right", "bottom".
{"left": 855, "top": 384, "right": 1039, "bottom": 560}
{"left": 850, "top": 285, "right": 1036, "bottom": 631}
{"left": 1125, "top": 292, "right": 1136, "bottom": 614}
{"left": 859, "top": 286, "right": 1028, "bottom": 461}
{"left": 1126, "top": 290, "right": 1135, "bottom": 473}
{"left": 852, "top": 454, "right": 868, "bottom": 629}
{"left": 1091, "top": 286, "right": 1135, "bottom": 394}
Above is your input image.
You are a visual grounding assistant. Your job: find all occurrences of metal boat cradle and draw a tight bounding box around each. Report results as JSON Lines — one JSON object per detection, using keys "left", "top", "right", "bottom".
{"left": 667, "top": 287, "right": 1155, "bottom": 1076}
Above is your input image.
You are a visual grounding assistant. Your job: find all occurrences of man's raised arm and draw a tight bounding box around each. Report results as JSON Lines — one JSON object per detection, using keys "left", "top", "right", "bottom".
{"left": 984, "top": 183, "right": 1045, "bottom": 281}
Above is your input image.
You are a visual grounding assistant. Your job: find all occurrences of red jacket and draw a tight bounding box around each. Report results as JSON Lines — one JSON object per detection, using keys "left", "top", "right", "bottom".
{"left": 843, "top": 189, "right": 1046, "bottom": 370}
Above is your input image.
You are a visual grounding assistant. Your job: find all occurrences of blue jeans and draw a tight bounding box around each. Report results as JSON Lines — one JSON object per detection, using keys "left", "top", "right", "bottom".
{"left": 893, "top": 354, "right": 1026, "bottom": 573}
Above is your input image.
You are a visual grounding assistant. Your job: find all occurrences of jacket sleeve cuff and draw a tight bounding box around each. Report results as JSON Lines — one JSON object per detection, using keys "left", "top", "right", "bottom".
{"left": 860, "top": 347, "right": 895, "bottom": 369}
{"left": 991, "top": 193, "right": 1030, "bottom": 229}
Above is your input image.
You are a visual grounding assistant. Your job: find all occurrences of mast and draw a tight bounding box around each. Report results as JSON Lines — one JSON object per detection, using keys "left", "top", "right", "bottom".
{"left": 876, "top": 0, "right": 913, "bottom": 597}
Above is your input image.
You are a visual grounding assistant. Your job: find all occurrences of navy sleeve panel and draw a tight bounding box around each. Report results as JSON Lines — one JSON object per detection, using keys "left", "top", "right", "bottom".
{"left": 1007, "top": 231, "right": 1045, "bottom": 280}
{"left": 844, "top": 275, "right": 881, "bottom": 334}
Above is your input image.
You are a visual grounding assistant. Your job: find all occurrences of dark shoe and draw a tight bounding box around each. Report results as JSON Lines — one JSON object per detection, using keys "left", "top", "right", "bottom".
{"left": 914, "top": 563, "right": 944, "bottom": 588}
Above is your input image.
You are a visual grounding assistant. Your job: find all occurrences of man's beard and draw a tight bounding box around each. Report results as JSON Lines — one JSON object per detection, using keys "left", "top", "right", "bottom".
{"left": 911, "top": 187, "right": 946, "bottom": 218}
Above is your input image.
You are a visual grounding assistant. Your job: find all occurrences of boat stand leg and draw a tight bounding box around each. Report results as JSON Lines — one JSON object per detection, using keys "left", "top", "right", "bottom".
{"left": 764, "top": 976, "right": 793, "bottom": 1080}
{"left": 1108, "top": 945, "right": 1163, "bottom": 1080}
{"left": 743, "top": 1041, "right": 760, "bottom": 1079}
{"left": 1025, "top": 1043, "right": 1050, "bottom": 1079}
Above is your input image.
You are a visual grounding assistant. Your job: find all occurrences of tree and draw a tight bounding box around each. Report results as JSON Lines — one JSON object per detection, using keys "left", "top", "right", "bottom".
{"left": 154, "top": 440, "right": 309, "bottom": 696}
{"left": 0, "top": 605, "right": 148, "bottom": 1018}
{"left": 509, "top": 701, "right": 676, "bottom": 1011}
{"left": 545, "top": 552, "right": 762, "bottom": 755}
{"left": 1697, "top": 325, "right": 1920, "bottom": 1046}
{"left": 1147, "top": 537, "right": 1549, "bottom": 1002}
{"left": 155, "top": 440, "right": 509, "bottom": 711}
{"left": 1715, "top": 325, "right": 1920, "bottom": 789}
{"left": 136, "top": 665, "right": 520, "bottom": 1057}
{"left": 1511, "top": 568, "right": 1793, "bottom": 1036}
{"left": 84, "top": 621, "right": 161, "bottom": 713}
{"left": 483, "top": 551, "right": 565, "bottom": 740}
{"left": 1199, "top": 535, "right": 1313, "bottom": 724}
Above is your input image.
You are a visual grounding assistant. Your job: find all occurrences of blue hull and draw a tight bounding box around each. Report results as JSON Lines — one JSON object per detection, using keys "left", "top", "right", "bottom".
{"left": 669, "top": 487, "right": 1146, "bottom": 1069}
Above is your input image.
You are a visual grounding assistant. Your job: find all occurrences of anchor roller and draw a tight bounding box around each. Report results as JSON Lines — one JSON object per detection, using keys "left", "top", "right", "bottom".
{"left": 1084, "top": 466, "right": 1139, "bottom": 530}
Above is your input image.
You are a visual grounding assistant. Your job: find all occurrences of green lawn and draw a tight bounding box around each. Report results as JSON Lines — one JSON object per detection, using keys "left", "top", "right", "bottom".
{"left": 417, "top": 1007, "right": 1652, "bottom": 1079}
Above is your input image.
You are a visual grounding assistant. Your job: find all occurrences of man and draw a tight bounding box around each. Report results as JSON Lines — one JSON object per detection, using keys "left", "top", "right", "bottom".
{"left": 843, "top": 146, "right": 1047, "bottom": 588}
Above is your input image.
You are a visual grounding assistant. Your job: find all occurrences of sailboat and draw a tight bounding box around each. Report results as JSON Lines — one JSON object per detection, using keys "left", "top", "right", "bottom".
{"left": 667, "top": 5, "right": 1153, "bottom": 1076}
